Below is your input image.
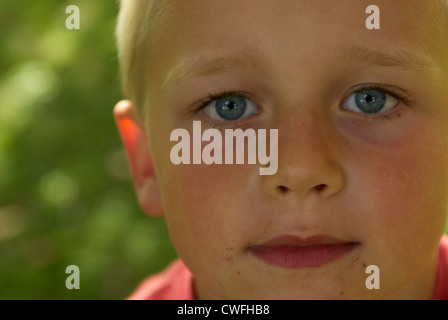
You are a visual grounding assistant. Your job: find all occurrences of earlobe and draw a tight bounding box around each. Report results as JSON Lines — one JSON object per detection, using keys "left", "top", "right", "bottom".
{"left": 137, "top": 178, "right": 164, "bottom": 218}
{"left": 113, "top": 100, "right": 164, "bottom": 217}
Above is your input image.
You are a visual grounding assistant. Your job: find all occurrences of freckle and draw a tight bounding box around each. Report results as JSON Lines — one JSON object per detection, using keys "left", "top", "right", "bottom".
{"left": 225, "top": 256, "right": 232, "bottom": 261}
{"left": 340, "top": 291, "right": 345, "bottom": 296}
{"left": 362, "top": 263, "right": 367, "bottom": 268}
{"left": 237, "top": 271, "right": 241, "bottom": 275}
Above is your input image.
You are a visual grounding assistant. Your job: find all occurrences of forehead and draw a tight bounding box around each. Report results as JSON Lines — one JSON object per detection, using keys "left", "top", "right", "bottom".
{"left": 146, "top": 0, "right": 448, "bottom": 86}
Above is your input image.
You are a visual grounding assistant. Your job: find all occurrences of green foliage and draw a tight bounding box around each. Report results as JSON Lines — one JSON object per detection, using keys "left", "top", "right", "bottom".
{"left": 0, "top": 1, "right": 176, "bottom": 299}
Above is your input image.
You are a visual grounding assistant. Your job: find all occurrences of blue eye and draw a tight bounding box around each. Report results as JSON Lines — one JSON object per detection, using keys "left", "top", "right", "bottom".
{"left": 344, "top": 88, "right": 399, "bottom": 114}
{"left": 203, "top": 94, "right": 258, "bottom": 121}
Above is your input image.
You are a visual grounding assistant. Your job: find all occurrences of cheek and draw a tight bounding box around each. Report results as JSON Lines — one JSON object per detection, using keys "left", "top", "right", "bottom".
{"left": 146, "top": 117, "right": 264, "bottom": 279}
{"left": 347, "top": 118, "right": 448, "bottom": 249}
{"left": 339, "top": 117, "right": 448, "bottom": 295}
{"left": 158, "top": 162, "right": 257, "bottom": 261}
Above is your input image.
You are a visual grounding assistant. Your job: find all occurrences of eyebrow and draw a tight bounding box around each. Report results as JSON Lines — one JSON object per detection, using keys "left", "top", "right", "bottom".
{"left": 163, "top": 54, "right": 262, "bottom": 86}
{"left": 163, "top": 45, "right": 439, "bottom": 86}
{"left": 340, "top": 45, "right": 438, "bottom": 70}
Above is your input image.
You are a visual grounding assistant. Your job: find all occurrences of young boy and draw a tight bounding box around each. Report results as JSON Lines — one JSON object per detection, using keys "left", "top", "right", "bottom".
{"left": 114, "top": 0, "right": 448, "bottom": 299}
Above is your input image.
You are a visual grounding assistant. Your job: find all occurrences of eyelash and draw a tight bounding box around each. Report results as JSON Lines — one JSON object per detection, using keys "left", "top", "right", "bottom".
{"left": 191, "top": 90, "right": 256, "bottom": 129}
{"left": 191, "top": 85, "right": 413, "bottom": 126}
{"left": 195, "top": 89, "right": 253, "bottom": 111}
{"left": 344, "top": 84, "right": 413, "bottom": 123}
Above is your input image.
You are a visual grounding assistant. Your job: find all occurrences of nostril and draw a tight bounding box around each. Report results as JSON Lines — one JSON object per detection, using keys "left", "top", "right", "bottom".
{"left": 275, "top": 184, "right": 328, "bottom": 196}
{"left": 277, "top": 186, "right": 289, "bottom": 194}
{"left": 314, "top": 184, "right": 327, "bottom": 192}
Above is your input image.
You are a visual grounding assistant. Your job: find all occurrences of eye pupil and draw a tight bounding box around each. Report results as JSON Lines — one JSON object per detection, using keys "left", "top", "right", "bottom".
{"left": 216, "top": 96, "right": 247, "bottom": 121}
{"left": 355, "top": 89, "right": 386, "bottom": 114}
{"left": 365, "top": 95, "right": 374, "bottom": 103}
{"left": 224, "top": 100, "right": 237, "bottom": 110}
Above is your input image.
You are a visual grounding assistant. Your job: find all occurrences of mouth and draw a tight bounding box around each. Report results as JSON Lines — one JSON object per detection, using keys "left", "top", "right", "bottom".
{"left": 247, "top": 235, "right": 360, "bottom": 269}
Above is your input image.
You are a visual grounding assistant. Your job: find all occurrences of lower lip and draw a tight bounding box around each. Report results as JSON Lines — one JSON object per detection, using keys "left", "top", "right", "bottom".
{"left": 248, "top": 243, "right": 359, "bottom": 269}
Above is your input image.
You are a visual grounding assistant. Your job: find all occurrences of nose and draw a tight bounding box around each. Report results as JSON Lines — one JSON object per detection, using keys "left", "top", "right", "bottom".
{"left": 262, "top": 110, "right": 345, "bottom": 200}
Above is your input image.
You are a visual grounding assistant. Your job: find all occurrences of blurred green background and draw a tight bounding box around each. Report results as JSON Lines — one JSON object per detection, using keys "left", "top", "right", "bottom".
{"left": 0, "top": 1, "right": 176, "bottom": 299}
{"left": 1, "top": 0, "right": 448, "bottom": 301}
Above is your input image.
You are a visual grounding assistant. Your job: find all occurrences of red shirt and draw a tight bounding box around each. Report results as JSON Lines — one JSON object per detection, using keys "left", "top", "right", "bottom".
{"left": 127, "top": 235, "right": 448, "bottom": 300}
{"left": 127, "top": 259, "right": 195, "bottom": 300}
{"left": 434, "top": 235, "right": 448, "bottom": 300}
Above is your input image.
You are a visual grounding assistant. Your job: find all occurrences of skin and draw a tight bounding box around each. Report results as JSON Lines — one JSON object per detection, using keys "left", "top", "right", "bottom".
{"left": 115, "top": 0, "right": 448, "bottom": 299}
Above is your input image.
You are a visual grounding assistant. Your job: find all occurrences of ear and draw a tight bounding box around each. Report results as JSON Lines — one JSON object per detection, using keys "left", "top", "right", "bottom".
{"left": 114, "top": 100, "right": 164, "bottom": 217}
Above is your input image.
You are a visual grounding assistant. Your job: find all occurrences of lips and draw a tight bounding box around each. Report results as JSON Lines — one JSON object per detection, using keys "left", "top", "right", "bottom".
{"left": 247, "top": 235, "right": 359, "bottom": 269}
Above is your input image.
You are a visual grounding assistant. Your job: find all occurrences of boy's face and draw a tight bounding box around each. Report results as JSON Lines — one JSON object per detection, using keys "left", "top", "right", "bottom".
{"left": 123, "top": 0, "right": 448, "bottom": 299}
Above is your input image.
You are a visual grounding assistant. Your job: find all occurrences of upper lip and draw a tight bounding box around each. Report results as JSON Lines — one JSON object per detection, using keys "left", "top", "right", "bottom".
{"left": 248, "top": 235, "right": 355, "bottom": 248}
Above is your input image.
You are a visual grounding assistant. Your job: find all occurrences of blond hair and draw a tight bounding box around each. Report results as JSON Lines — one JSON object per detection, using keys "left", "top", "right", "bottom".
{"left": 116, "top": 0, "right": 175, "bottom": 119}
